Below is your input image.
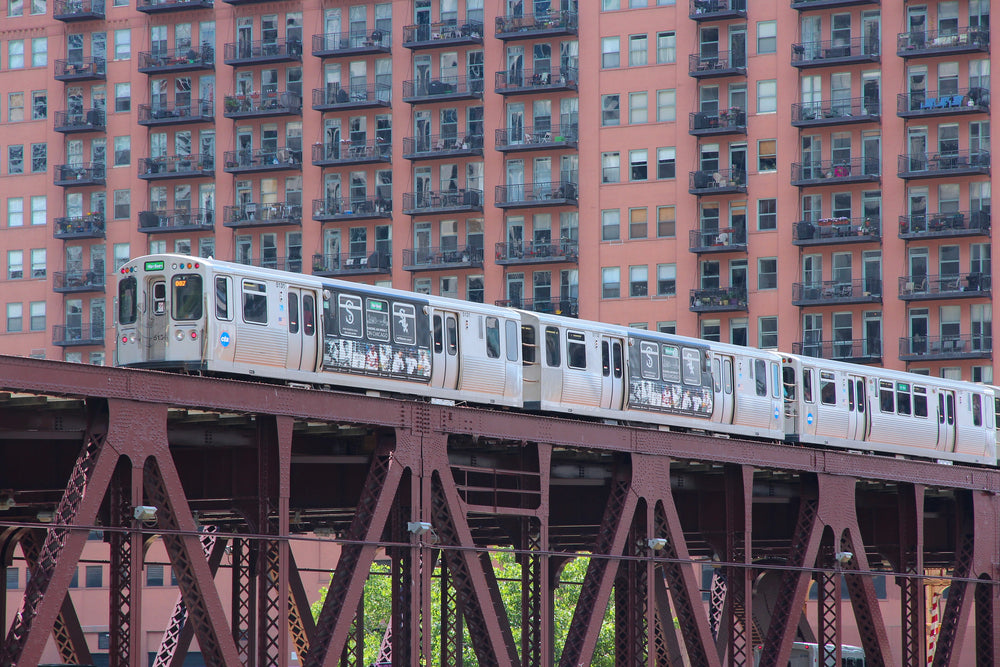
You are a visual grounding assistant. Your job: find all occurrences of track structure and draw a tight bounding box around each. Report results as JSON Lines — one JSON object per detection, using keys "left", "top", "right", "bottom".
{"left": 0, "top": 354, "right": 997, "bottom": 667}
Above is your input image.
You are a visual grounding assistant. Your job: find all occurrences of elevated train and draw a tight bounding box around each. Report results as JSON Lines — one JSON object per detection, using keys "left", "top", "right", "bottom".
{"left": 115, "top": 255, "right": 997, "bottom": 466}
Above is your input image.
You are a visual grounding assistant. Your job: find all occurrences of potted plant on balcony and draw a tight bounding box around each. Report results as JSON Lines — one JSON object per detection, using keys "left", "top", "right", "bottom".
{"left": 224, "top": 97, "right": 239, "bottom": 113}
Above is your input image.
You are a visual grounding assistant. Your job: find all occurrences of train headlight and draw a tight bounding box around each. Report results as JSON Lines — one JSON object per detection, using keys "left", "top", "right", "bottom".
{"left": 175, "top": 330, "right": 185, "bottom": 341}
{"left": 129, "top": 333, "right": 136, "bottom": 343}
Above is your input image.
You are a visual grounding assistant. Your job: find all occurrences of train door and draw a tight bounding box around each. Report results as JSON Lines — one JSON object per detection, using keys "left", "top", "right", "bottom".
{"left": 599, "top": 336, "right": 625, "bottom": 410}
{"left": 146, "top": 278, "right": 168, "bottom": 361}
{"left": 431, "top": 310, "right": 460, "bottom": 390}
{"left": 712, "top": 354, "right": 735, "bottom": 424}
{"left": 286, "top": 287, "right": 318, "bottom": 371}
{"left": 937, "top": 389, "right": 956, "bottom": 451}
{"left": 846, "top": 373, "right": 867, "bottom": 441}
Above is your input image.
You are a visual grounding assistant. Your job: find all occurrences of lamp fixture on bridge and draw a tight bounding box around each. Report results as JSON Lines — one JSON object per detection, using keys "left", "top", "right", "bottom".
{"left": 36, "top": 510, "right": 55, "bottom": 523}
{"left": 407, "top": 521, "right": 433, "bottom": 535}
{"left": 647, "top": 538, "right": 668, "bottom": 551}
{"left": 834, "top": 551, "right": 853, "bottom": 566}
{"left": 133, "top": 505, "right": 159, "bottom": 522}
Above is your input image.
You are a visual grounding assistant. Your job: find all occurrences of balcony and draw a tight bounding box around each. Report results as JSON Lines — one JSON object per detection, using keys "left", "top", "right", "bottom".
{"left": 791, "top": 279, "right": 882, "bottom": 306}
{"left": 137, "top": 0, "right": 213, "bottom": 13}
{"left": 223, "top": 39, "right": 302, "bottom": 67}
{"left": 402, "top": 77, "right": 484, "bottom": 103}
{"left": 138, "top": 208, "right": 214, "bottom": 234}
{"left": 688, "top": 228, "right": 748, "bottom": 254}
{"left": 138, "top": 46, "right": 214, "bottom": 74}
{"left": 897, "top": 88, "right": 990, "bottom": 119}
{"left": 223, "top": 202, "right": 302, "bottom": 229}
{"left": 793, "top": 340, "right": 882, "bottom": 364}
{"left": 494, "top": 67, "right": 578, "bottom": 95}
{"left": 689, "top": 108, "right": 747, "bottom": 136}
{"left": 54, "top": 58, "right": 105, "bottom": 82}
{"left": 897, "top": 151, "right": 991, "bottom": 179}
{"left": 495, "top": 298, "right": 579, "bottom": 318}
{"left": 690, "top": 287, "right": 748, "bottom": 312}
{"left": 689, "top": 168, "right": 747, "bottom": 195}
{"left": 312, "top": 197, "right": 391, "bottom": 222}
{"left": 688, "top": 51, "right": 747, "bottom": 78}
{"left": 403, "top": 20, "right": 484, "bottom": 49}
{"left": 310, "top": 140, "right": 391, "bottom": 167}
{"left": 224, "top": 91, "right": 301, "bottom": 119}
{"left": 403, "top": 133, "right": 484, "bottom": 161}
{"left": 312, "top": 30, "right": 390, "bottom": 58}
{"left": 495, "top": 181, "right": 578, "bottom": 209}
{"left": 54, "top": 214, "right": 105, "bottom": 240}
{"left": 791, "top": 0, "right": 879, "bottom": 8}
{"left": 53, "top": 270, "right": 105, "bottom": 294}
{"left": 138, "top": 100, "right": 214, "bottom": 127}
{"left": 791, "top": 37, "right": 879, "bottom": 68}
{"left": 791, "top": 97, "right": 880, "bottom": 127}
{"left": 54, "top": 108, "right": 105, "bottom": 133}
{"left": 791, "top": 157, "right": 880, "bottom": 186}
{"left": 495, "top": 124, "right": 578, "bottom": 152}
{"left": 236, "top": 256, "right": 305, "bottom": 273}
{"left": 898, "top": 211, "right": 991, "bottom": 240}
{"left": 897, "top": 27, "right": 990, "bottom": 58}
{"left": 139, "top": 154, "right": 214, "bottom": 181}
{"left": 223, "top": 147, "right": 302, "bottom": 175}
{"left": 495, "top": 241, "right": 579, "bottom": 266}
{"left": 53, "top": 323, "right": 104, "bottom": 347}
{"left": 689, "top": 0, "right": 746, "bottom": 21}
{"left": 312, "top": 252, "right": 391, "bottom": 278}
{"left": 402, "top": 190, "right": 483, "bottom": 216}
{"left": 53, "top": 0, "right": 104, "bottom": 21}
{"left": 792, "top": 217, "right": 881, "bottom": 246}
{"left": 312, "top": 83, "right": 391, "bottom": 111}
{"left": 899, "top": 273, "right": 991, "bottom": 301}
{"left": 495, "top": 11, "right": 578, "bottom": 40}
{"left": 402, "top": 245, "right": 484, "bottom": 272}
{"left": 899, "top": 334, "right": 991, "bottom": 361}
{"left": 54, "top": 163, "right": 105, "bottom": 187}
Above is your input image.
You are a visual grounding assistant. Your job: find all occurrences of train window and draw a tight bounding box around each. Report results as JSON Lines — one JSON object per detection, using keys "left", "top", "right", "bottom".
{"left": 545, "top": 327, "right": 560, "bottom": 367}
{"left": 939, "top": 394, "right": 945, "bottom": 424}
{"left": 754, "top": 359, "right": 767, "bottom": 397}
{"left": 214, "top": 277, "right": 230, "bottom": 321}
{"left": 946, "top": 394, "right": 955, "bottom": 425}
{"left": 152, "top": 281, "right": 167, "bottom": 315}
{"left": 896, "top": 383, "right": 911, "bottom": 416}
{"left": 485, "top": 317, "right": 501, "bottom": 359}
{"left": 819, "top": 372, "right": 836, "bottom": 405}
{"left": 521, "top": 325, "right": 537, "bottom": 364}
{"left": 447, "top": 316, "right": 459, "bottom": 357}
{"left": 802, "top": 369, "right": 813, "bottom": 403}
{"left": 713, "top": 359, "right": 722, "bottom": 392}
{"left": 172, "top": 274, "right": 203, "bottom": 321}
{"left": 288, "top": 293, "right": 299, "bottom": 334}
{"left": 973, "top": 393, "right": 983, "bottom": 427}
{"left": 641, "top": 342, "right": 660, "bottom": 380}
{"left": 770, "top": 363, "right": 780, "bottom": 399}
{"left": 612, "top": 342, "right": 623, "bottom": 378}
{"left": 879, "top": 381, "right": 894, "bottom": 413}
{"left": 855, "top": 380, "right": 864, "bottom": 413}
{"left": 723, "top": 359, "right": 733, "bottom": 395}
{"left": 601, "top": 341, "right": 611, "bottom": 377}
{"left": 118, "top": 276, "right": 137, "bottom": 325}
{"left": 848, "top": 380, "right": 854, "bottom": 411}
{"left": 782, "top": 367, "right": 795, "bottom": 400}
{"left": 682, "top": 348, "right": 701, "bottom": 386}
{"left": 505, "top": 320, "right": 518, "bottom": 361}
{"left": 303, "top": 295, "right": 315, "bottom": 336}
{"left": 242, "top": 281, "right": 267, "bottom": 324}
{"left": 433, "top": 315, "right": 443, "bottom": 353}
{"left": 661, "top": 345, "right": 680, "bottom": 382}
{"left": 392, "top": 303, "right": 416, "bottom": 345}
{"left": 567, "top": 332, "right": 587, "bottom": 369}
{"left": 913, "top": 387, "right": 928, "bottom": 417}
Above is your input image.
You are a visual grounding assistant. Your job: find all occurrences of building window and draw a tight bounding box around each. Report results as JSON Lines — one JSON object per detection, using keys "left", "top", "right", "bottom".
{"left": 114, "top": 243, "right": 130, "bottom": 269}
{"left": 629, "top": 92, "right": 647, "bottom": 124}
{"left": 30, "top": 249, "right": 45, "bottom": 278}
{"left": 657, "top": 206, "right": 675, "bottom": 237}
{"left": 601, "top": 152, "right": 620, "bottom": 183}
{"left": 30, "top": 0, "right": 43, "bottom": 13}
{"left": 601, "top": 37, "right": 620, "bottom": 69}
{"left": 758, "top": 258, "right": 777, "bottom": 289}
{"left": 657, "top": 264, "right": 676, "bottom": 296}
{"left": 601, "top": 94, "right": 620, "bottom": 126}
{"left": 8, "top": 198, "right": 24, "bottom": 227}
{"left": 601, "top": 209, "right": 620, "bottom": 241}
{"left": 9, "top": 0, "right": 22, "bottom": 16}
{"left": 113, "top": 136, "right": 130, "bottom": 166}
{"left": 757, "top": 21, "right": 777, "bottom": 54}
{"left": 8, "top": 146, "right": 23, "bottom": 174}
{"left": 758, "top": 139, "right": 777, "bottom": 171}
{"left": 656, "top": 89, "right": 676, "bottom": 122}
{"left": 8, "top": 93, "right": 24, "bottom": 122}
{"left": 111, "top": 190, "right": 130, "bottom": 219}
{"left": 8, "top": 40, "right": 24, "bottom": 69}
{"left": 30, "top": 196, "right": 45, "bottom": 226}
{"left": 973, "top": 365, "right": 993, "bottom": 383}
{"left": 115, "top": 83, "right": 130, "bottom": 112}
{"left": 657, "top": 31, "right": 675, "bottom": 63}
{"left": 629, "top": 150, "right": 648, "bottom": 181}
{"left": 146, "top": 564, "right": 164, "bottom": 586}
{"left": 467, "top": 275, "right": 484, "bottom": 303}
{"left": 31, "top": 37, "right": 46, "bottom": 67}
{"left": 31, "top": 91, "right": 46, "bottom": 120}
{"left": 701, "top": 319, "right": 721, "bottom": 342}
{"left": 758, "top": 316, "right": 778, "bottom": 348}
{"left": 757, "top": 80, "right": 777, "bottom": 114}
{"left": 114, "top": 29, "right": 130, "bottom": 60}
{"left": 30, "top": 144, "right": 46, "bottom": 173}
{"left": 98, "top": 633, "right": 110, "bottom": 650}
{"left": 29, "top": 301, "right": 45, "bottom": 331}
{"left": 629, "top": 207, "right": 647, "bottom": 239}
{"left": 6, "top": 303, "right": 23, "bottom": 333}
{"left": 757, "top": 198, "right": 776, "bottom": 230}
{"left": 5, "top": 568, "right": 17, "bottom": 590}
{"left": 85, "top": 565, "right": 102, "bottom": 588}
{"left": 629, "top": 265, "right": 648, "bottom": 296}
{"left": 602, "top": 267, "right": 621, "bottom": 298}
{"left": 657, "top": 147, "right": 675, "bottom": 179}
{"left": 629, "top": 34, "right": 648, "bottom": 66}
{"left": 658, "top": 321, "right": 676, "bottom": 333}
{"left": 602, "top": 0, "right": 620, "bottom": 9}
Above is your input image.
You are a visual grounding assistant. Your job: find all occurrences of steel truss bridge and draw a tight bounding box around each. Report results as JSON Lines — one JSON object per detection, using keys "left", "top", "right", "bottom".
{"left": 0, "top": 354, "right": 997, "bottom": 667}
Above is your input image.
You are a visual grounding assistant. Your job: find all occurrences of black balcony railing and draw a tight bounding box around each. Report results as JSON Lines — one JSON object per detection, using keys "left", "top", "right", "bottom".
{"left": 311, "top": 83, "right": 391, "bottom": 110}
{"left": 495, "top": 11, "right": 578, "bottom": 39}
{"left": 53, "top": 270, "right": 105, "bottom": 293}
{"left": 54, "top": 109, "right": 105, "bottom": 133}
{"left": 53, "top": 323, "right": 105, "bottom": 347}
{"left": 897, "top": 88, "right": 989, "bottom": 118}
{"left": 897, "top": 151, "right": 991, "bottom": 178}
{"left": 793, "top": 339, "right": 883, "bottom": 363}
{"left": 402, "top": 245, "right": 484, "bottom": 271}
{"left": 54, "top": 214, "right": 105, "bottom": 239}
{"left": 689, "top": 0, "right": 746, "bottom": 20}
{"left": 688, "top": 228, "right": 748, "bottom": 253}
{"left": 689, "top": 108, "right": 747, "bottom": 136}
{"left": 223, "top": 91, "right": 302, "bottom": 118}
{"left": 312, "top": 197, "right": 392, "bottom": 221}
{"left": 495, "top": 297, "right": 579, "bottom": 317}
{"left": 688, "top": 51, "right": 747, "bottom": 77}
{"left": 312, "top": 252, "right": 391, "bottom": 277}
{"left": 137, "top": 99, "right": 215, "bottom": 126}
{"left": 223, "top": 147, "right": 302, "bottom": 173}
{"left": 495, "top": 181, "right": 578, "bottom": 208}
{"left": 54, "top": 163, "right": 105, "bottom": 187}
{"left": 791, "top": 37, "right": 879, "bottom": 67}
{"left": 223, "top": 202, "right": 302, "bottom": 228}
{"left": 689, "top": 168, "right": 747, "bottom": 195}
{"left": 898, "top": 211, "right": 991, "bottom": 239}
{"left": 690, "top": 287, "right": 748, "bottom": 312}
{"left": 791, "top": 97, "right": 880, "bottom": 126}
{"left": 899, "top": 334, "right": 992, "bottom": 361}
{"left": 792, "top": 217, "right": 881, "bottom": 245}
{"left": 138, "top": 208, "right": 214, "bottom": 233}
{"left": 402, "top": 190, "right": 483, "bottom": 215}
{"left": 223, "top": 39, "right": 303, "bottom": 65}
{"left": 899, "top": 273, "right": 991, "bottom": 300}
{"left": 235, "top": 255, "right": 305, "bottom": 273}
{"left": 311, "top": 140, "right": 391, "bottom": 166}
{"left": 53, "top": 0, "right": 104, "bottom": 21}
{"left": 54, "top": 58, "right": 106, "bottom": 81}
{"left": 495, "top": 124, "right": 578, "bottom": 151}
{"left": 403, "top": 133, "right": 484, "bottom": 160}
{"left": 138, "top": 46, "right": 214, "bottom": 73}
{"left": 791, "top": 157, "right": 880, "bottom": 185}
{"left": 403, "top": 20, "right": 484, "bottom": 48}
{"left": 495, "top": 241, "right": 579, "bottom": 265}
{"left": 792, "top": 279, "right": 882, "bottom": 305}
{"left": 495, "top": 67, "right": 578, "bottom": 94}
{"left": 897, "top": 26, "right": 990, "bottom": 57}
{"left": 137, "top": 0, "right": 213, "bottom": 13}
{"left": 402, "top": 77, "right": 484, "bottom": 102}
{"left": 312, "top": 30, "right": 391, "bottom": 57}
{"left": 139, "top": 154, "right": 214, "bottom": 180}
{"left": 791, "top": 0, "right": 880, "bottom": 8}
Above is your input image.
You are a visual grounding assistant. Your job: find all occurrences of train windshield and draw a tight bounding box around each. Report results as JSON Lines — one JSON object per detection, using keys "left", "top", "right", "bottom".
{"left": 118, "top": 276, "right": 137, "bottom": 325}
{"left": 171, "top": 274, "right": 203, "bottom": 321}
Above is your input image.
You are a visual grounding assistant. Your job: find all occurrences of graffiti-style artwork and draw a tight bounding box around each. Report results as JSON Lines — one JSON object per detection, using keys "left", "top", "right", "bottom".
{"left": 628, "top": 379, "right": 713, "bottom": 418}
{"left": 323, "top": 337, "right": 432, "bottom": 382}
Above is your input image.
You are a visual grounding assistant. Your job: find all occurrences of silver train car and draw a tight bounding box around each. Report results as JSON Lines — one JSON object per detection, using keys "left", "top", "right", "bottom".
{"left": 115, "top": 255, "right": 997, "bottom": 466}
